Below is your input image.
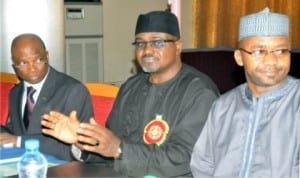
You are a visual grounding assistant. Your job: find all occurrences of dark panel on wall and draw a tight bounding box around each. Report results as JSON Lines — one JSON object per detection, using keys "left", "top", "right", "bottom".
{"left": 181, "top": 50, "right": 300, "bottom": 94}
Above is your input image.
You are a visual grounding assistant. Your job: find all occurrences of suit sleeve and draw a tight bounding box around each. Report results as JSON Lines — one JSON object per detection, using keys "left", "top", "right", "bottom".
{"left": 22, "top": 82, "right": 94, "bottom": 161}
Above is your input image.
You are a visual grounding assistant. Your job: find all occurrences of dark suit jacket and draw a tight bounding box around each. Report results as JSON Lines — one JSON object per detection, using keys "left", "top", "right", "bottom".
{"left": 3, "top": 67, "right": 94, "bottom": 161}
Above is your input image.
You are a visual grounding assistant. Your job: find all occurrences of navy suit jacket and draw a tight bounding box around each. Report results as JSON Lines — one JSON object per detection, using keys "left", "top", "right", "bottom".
{"left": 4, "top": 67, "right": 94, "bottom": 161}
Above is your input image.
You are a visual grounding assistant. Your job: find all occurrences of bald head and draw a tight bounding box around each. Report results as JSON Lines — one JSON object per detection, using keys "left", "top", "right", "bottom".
{"left": 10, "top": 33, "right": 49, "bottom": 84}
{"left": 11, "top": 33, "right": 46, "bottom": 53}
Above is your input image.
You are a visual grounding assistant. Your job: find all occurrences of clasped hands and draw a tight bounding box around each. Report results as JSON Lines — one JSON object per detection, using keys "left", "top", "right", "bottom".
{"left": 41, "top": 110, "right": 121, "bottom": 158}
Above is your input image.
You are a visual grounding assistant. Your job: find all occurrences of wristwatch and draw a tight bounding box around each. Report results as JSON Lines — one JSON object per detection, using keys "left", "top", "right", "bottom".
{"left": 116, "top": 142, "right": 123, "bottom": 160}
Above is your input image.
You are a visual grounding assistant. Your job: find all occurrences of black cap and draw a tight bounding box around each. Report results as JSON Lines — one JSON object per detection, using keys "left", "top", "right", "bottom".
{"left": 135, "top": 11, "right": 180, "bottom": 39}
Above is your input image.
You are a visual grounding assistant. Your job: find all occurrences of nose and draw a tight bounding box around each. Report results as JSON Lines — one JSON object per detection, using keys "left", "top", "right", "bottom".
{"left": 142, "top": 42, "right": 155, "bottom": 53}
{"left": 27, "top": 62, "right": 38, "bottom": 71}
{"left": 262, "top": 52, "right": 278, "bottom": 64}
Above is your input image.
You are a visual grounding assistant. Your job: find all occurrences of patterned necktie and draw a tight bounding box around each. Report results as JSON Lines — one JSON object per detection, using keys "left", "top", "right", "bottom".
{"left": 23, "top": 86, "right": 36, "bottom": 129}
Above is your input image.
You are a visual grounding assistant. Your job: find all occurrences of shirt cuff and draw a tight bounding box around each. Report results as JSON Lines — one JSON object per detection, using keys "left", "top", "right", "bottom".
{"left": 16, "top": 136, "right": 21, "bottom": 147}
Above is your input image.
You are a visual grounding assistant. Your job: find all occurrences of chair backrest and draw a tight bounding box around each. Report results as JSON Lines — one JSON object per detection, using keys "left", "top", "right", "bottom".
{"left": 0, "top": 72, "right": 19, "bottom": 83}
{"left": 85, "top": 83, "right": 119, "bottom": 127}
{"left": 0, "top": 72, "right": 20, "bottom": 125}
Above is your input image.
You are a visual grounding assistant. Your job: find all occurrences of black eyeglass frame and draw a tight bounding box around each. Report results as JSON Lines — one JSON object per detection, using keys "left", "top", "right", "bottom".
{"left": 132, "top": 39, "right": 176, "bottom": 49}
{"left": 238, "top": 48, "right": 291, "bottom": 58}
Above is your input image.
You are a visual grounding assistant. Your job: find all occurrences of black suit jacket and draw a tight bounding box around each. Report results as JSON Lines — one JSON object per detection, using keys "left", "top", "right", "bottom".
{"left": 4, "top": 67, "right": 94, "bottom": 161}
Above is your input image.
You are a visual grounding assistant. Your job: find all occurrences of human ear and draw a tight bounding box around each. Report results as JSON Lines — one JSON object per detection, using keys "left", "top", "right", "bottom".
{"left": 234, "top": 49, "right": 244, "bottom": 67}
{"left": 175, "top": 40, "right": 182, "bottom": 55}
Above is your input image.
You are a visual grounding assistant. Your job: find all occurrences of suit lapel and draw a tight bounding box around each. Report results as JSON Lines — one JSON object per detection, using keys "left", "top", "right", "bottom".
{"left": 9, "top": 82, "right": 27, "bottom": 132}
{"left": 27, "top": 67, "right": 58, "bottom": 132}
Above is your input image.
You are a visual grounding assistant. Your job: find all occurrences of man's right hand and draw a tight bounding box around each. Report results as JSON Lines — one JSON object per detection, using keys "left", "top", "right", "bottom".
{"left": 0, "top": 132, "right": 17, "bottom": 147}
{"left": 41, "top": 110, "right": 80, "bottom": 144}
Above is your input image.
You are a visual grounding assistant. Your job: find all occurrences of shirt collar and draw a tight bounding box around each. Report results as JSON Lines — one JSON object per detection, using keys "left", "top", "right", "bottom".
{"left": 243, "top": 76, "right": 296, "bottom": 101}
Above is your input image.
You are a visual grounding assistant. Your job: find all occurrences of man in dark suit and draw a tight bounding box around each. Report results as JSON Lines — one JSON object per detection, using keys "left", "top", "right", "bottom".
{"left": 0, "top": 33, "right": 94, "bottom": 161}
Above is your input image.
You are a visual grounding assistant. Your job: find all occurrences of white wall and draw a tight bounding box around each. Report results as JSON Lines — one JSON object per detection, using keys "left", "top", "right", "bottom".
{"left": 0, "top": 0, "right": 65, "bottom": 73}
{"left": 102, "top": 0, "right": 192, "bottom": 85}
{"left": 0, "top": 0, "right": 193, "bottom": 85}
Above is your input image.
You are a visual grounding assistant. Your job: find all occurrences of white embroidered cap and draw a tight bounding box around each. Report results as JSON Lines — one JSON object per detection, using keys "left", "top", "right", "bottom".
{"left": 238, "top": 7, "right": 289, "bottom": 41}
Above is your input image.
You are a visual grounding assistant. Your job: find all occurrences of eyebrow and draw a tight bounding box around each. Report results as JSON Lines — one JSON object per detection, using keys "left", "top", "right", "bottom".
{"left": 14, "top": 54, "right": 45, "bottom": 61}
{"left": 249, "top": 43, "right": 290, "bottom": 49}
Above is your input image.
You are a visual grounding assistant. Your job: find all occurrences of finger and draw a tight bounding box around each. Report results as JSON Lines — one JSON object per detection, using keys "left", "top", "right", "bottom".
{"left": 75, "top": 142, "right": 85, "bottom": 150}
{"left": 42, "top": 117, "right": 57, "bottom": 128}
{"left": 79, "top": 122, "right": 103, "bottom": 131}
{"left": 49, "top": 111, "right": 67, "bottom": 120}
{"left": 0, "top": 135, "right": 7, "bottom": 142}
{"left": 89, "top": 118, "right": 97, "bottom": 125}
{"left": 0, "top": 139, "right": 11, "bottom": 144}
{"left": 76, "top": 126, "right": 97, "bottom": 138}
{"left": 42, "top": 114, "right": 53, "bottom": 122}
{"left": 78, "top": 123, "right": 98, "bottom": 133}
{"left": 78, "top": 135, "right": 99, "bottom": 146}
{"left": 42, "top": 113, "right": 59, "bottom": 126}
{"left": 70, "top": 110, "right": 77, "bottom": 119}
{"left": 41, "top": 120, "right": 52, "bottom": 128}
{"left": 0, "top": 134, "right": 17, "bottom": 145}
{"left": 89, "top": 119, "right": 106, "bottom": 131}
{"left": 41, "top": 128, "right": 55, "bottom": 136}
{"left": 80, "top": 142, "right": 102, "bottom": 153}
{"left": 0, "top": 134, "right": 12, "bottom": 141}
{"left": 0, "top": 133, "right": 9, "bottom": 138}
{"left": 48, "top": 111, "right": 60, "bottom": 117}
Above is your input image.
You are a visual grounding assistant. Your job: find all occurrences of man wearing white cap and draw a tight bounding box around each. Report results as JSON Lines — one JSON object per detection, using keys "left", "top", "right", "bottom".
{"left": 190, "top": 7, "right": 300, "bottom": 177}
{"left": 41, "top": 10, "right": 219, "bottom": 177}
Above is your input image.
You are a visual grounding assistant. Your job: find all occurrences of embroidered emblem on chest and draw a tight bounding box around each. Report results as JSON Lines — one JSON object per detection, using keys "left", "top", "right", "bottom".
{"left": 143, "top": 114, "right": 169, "bottom": 146}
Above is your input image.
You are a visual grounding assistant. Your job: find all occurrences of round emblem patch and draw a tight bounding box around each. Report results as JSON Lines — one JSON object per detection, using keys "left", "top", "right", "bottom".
{"left": 143, "top": 114, "right": 169, "bottom": 146}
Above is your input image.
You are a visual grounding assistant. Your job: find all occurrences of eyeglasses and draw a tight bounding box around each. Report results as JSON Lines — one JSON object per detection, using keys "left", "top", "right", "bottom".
{"left": 13, "top": 58, "right": 47, "bottom": 69}
{"left": 239, "top": 48, "right": 290, "bottom": 58}
{"left": 132, "top": 39, "right": 176, "bottom": 49}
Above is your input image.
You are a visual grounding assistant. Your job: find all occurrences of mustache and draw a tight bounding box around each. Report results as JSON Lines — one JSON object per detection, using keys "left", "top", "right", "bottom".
{"left": 141, "top": 54, "right": 155, "bottom": 59}
{"left": 260, "top": 65, "right": 281, "bottom": 72}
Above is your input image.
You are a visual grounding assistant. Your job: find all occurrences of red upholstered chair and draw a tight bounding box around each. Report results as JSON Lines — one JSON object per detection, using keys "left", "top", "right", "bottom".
{"left": 0, "top": 72, "right": 20, "bottom": 126}
{"left": 85, "top": 83, "right": 119, "bottom": 127}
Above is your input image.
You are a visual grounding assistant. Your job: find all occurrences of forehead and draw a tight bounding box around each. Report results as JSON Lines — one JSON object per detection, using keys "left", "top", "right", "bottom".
{"left": 239, "top": 36, "right": 290, "bottom": 48}
{"left": 135, "top": 32, "right": 173, "bottom": 40}
{"left": 12, "top": 38, "right": 45, "bottom": 56}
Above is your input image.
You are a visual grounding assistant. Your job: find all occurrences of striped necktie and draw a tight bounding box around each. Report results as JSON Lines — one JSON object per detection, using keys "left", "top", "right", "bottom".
{"left": 23, "top": 86, "right": 36, "bottom": 129}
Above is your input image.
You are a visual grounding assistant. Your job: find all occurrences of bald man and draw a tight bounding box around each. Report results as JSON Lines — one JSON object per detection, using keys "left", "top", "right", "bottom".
{"left": 0, "top": 33, "right": 94, "bottom": 161}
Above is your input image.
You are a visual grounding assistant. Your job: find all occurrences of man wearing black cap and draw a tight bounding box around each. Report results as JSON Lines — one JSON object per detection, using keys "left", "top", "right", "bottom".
{"left": 41, "top": 10, "right": 219, "bottom": 177}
